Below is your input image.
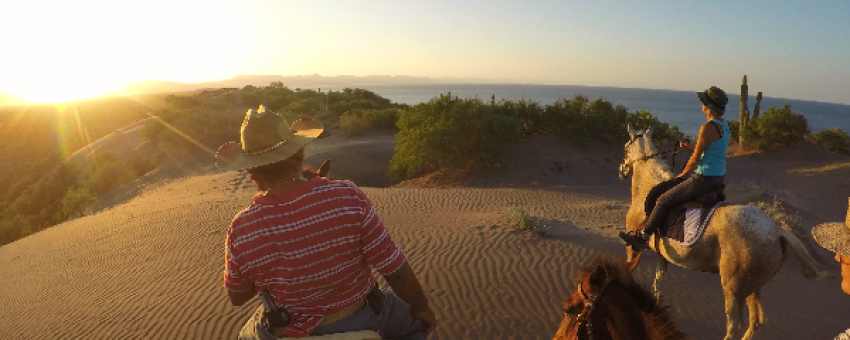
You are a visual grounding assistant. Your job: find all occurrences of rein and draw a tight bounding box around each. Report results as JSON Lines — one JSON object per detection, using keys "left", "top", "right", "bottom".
{"left": 620, "top": 134, "right": 684, "bottom": 176}
{"left": 567, "top": 273, "right": 615, "bottom": 340}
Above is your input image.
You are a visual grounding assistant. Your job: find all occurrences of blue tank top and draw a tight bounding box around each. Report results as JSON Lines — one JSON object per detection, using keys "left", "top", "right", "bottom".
{"left": 695, "top": 119, "right": 730, "bottom": 176}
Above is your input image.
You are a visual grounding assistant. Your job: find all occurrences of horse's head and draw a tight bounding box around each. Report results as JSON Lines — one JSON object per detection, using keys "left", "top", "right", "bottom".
{"left": 618, "top": 124, "right": 656, "bottom": 180}
{"left": 554, "top": 254, "right": 642, "bottom": 340}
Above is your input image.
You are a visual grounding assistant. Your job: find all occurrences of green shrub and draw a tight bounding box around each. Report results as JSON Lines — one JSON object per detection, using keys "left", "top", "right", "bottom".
{"left": 389, "top": 94, "right": 519, "bottom": 182}
{"left": 626, "top": 110, "right": 684, "bottom": 146}
{"left": 543, "top": 96, "right": 631, "bottom": 144}
{"left": 58, "top": 186, "right": 98, "bottom": 219}
{"left": 338, "top": 108, "right": 401, "bottom": 137}
{"left": 0, "top": 214, "right": 32, "bottom": 245}
{"left": 810, "top": 128, "right": 850, "bottom": 154}
{"left": 506, "top": 207, "right": 549, "bottom": 236}
{"left": 360, "top": 108, "right": 400, "bottom": 130}
{"left": 85, "top": 159, "right": 136, "bottom": 195}
{"left": 746, "top": 104, "right": 809, "bottom": 151}
{"left": 338, "top": 112, "right": 368, "bottom": 137}
{"left": 727, "top": 119, "right": 740, "bottom": 143}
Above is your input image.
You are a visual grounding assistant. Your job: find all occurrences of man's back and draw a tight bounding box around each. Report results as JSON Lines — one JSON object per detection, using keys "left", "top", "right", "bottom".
{"left": 225, "top": 177, "right": 406, "bottom": 336}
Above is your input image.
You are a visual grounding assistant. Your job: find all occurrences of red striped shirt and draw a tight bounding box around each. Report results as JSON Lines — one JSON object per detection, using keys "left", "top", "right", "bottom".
{"left": 224, "top": 177, "right": 406, "bottom": 337}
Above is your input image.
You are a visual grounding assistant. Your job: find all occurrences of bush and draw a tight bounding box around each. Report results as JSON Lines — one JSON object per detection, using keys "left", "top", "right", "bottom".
{"left": 626, "top": 110, "right": 684, "bottom": 146}
{"left": 0, "top": 214, "right": 32, "bottom": 245}
{"left": 338, "top": 112, "right": 367, "bottom": 136}
{"left": 746, "top": 104, "right": 809, "bottom": 151}
{"left": 542, "top": 96, "right": 631, "bottom": 144}
{"left": 85, "top": 158, "right": 136, "bottom": 195}
{"left": 727, "top": 119, "right": 740, "bottom": 142}
{"left": 810, "top": 128, "right": 850, "bottom": 154}
{"left": 338, "top": 108, "right": 401, "bottom": 137}
{"left": 389, "top": 94, "right": 519, "bottom": 182}
{"left": 58, "top": 186, "right": 98, "bottom": 219}
{"left": 506, "top": 207, "right": 549, "bottom": 236}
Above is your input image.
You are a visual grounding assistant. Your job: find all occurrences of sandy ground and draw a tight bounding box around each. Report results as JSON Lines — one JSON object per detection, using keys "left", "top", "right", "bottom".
{"left": 1, "top": 127, "right": 849, "bottom": 339}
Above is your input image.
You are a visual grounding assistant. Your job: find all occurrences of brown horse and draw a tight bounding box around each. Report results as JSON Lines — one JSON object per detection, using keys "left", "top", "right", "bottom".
{"left": 553, "top": 254, "right": 689, "bottom": 340}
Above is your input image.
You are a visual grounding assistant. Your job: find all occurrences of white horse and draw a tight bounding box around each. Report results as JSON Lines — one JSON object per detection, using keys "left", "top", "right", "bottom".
{"left": 618, "top": 125, "right": 824, "bottom": 340}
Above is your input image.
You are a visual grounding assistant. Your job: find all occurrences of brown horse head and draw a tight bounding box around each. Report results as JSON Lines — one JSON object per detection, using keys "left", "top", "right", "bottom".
{"left": 553, "top": 254, "right": 687, "bottom": 340}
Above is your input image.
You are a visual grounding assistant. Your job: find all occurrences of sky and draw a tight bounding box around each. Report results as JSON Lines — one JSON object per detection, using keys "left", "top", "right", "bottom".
{"left": 2, "top": 0, "right": 849, "bottom": 105}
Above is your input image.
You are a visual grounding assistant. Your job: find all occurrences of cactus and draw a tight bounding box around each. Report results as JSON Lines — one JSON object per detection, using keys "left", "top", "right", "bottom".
{"left": 753, "top": 92, "right": 763, "bottom": 119}
{"left": 739, "top": 75, "right": 749, "bottom": 150}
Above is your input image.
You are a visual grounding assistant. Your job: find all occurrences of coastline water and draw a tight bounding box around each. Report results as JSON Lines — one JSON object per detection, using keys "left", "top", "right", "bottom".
{"left": 311, "top": 83, "right": 850, "bottom": 137}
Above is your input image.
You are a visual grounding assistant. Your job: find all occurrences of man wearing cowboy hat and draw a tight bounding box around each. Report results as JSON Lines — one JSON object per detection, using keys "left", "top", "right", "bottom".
{"left": 812, "top": 197, "right": 850, "bottom": 339}
{"left": 217, "top": 106, "right": 435, "bottom": 339}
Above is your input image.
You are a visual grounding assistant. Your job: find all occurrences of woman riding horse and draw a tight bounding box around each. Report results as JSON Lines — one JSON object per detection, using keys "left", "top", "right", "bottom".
{"left": 620, "top": 86, "right": 731, "bottom": 249}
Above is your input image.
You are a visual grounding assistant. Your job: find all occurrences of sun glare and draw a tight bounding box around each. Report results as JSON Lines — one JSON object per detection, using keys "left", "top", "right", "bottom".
{"left": 1, "top": 0, "right": 254, "bottom": 104}
{"left": 12, "top": 84, "right": 117, "bottom": 104}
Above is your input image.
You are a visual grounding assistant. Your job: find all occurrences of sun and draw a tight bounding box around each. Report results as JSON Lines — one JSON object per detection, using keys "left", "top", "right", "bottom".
{"left": 1, "top": 0, "right": 254, "bottom": 104}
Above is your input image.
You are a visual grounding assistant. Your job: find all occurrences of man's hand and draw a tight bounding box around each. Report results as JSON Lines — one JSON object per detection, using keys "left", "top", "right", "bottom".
{"left": 384, "top": 262, "right": 437, "bottom": 337}
{"left": 411, "top": 306, "right": 437, "bottom": 336}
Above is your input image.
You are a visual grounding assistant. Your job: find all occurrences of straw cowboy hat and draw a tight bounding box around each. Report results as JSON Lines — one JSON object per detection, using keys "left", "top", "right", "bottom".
{"left": 812, "top": 197, "right": 850, "bottom": 257}
{"left": 697, "top": 86, "right": 728, "bottom": 117}
{"left": 215, "top": 105, "right": 323, "bottom": 171}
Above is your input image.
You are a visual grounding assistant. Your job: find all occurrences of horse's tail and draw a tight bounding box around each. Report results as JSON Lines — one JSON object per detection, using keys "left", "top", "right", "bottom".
{"left": 778, "top": 229, "right": 826, "bottom": 280}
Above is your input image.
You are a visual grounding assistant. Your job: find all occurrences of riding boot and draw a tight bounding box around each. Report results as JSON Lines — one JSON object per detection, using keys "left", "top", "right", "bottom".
{"left": 619, "top": 231, "right": 648, "bottom": 251}
{"left": 619, "top": 220, "right": 649, "bottom": 251}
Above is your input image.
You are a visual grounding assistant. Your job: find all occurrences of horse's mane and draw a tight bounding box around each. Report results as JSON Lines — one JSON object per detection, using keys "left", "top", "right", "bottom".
{"left": 578, "top": 256, "right": 689, "bottom": 340}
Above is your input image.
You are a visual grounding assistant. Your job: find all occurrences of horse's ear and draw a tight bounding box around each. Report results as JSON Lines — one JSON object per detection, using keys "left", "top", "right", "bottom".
{"left": 317, "top": 159, "right": 332, "bottom": 177}
{"left": 588, "top": 264, "right": 608, "bottom": 287}
{"left": 627, "top": 253, "right": 642, "bottom": 273}
{"left": 644, "top": 127, "right": 653, "bottom": 140}
{"left": 627, "top": 124, "right": 637, "bottom": 140}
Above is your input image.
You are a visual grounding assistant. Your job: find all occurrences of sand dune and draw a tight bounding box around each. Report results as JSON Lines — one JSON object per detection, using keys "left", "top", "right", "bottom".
{"left": 1, "top": 131, "right": 849, "bottom": 339}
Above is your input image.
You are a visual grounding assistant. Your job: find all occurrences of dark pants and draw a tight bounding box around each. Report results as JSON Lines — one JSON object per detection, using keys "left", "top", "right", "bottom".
{"left": 239, "top": 289, "right": 426, "bottom": 340}
{"left": 642, "top": 174, "right": 724, "bottom": 236}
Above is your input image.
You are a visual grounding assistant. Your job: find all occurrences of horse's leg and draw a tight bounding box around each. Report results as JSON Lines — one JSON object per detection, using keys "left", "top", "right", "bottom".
{"left": 652, "top": 253, "right": 668, "bottom": 300}
{"left": 720, "top": 276, "right": 745, "bottom": 340}
{"left": 741, "top": 291, "right": 763, "bottom": 340}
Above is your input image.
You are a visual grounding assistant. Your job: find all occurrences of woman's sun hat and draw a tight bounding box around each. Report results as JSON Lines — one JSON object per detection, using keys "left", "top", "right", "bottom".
{"left": 697, "top": 86, "right": 728, "bottom": 117}
{"left": 812, "top": 197, "right": 850, "bottom": 257}
{"left": 215, "top": 105, "right": 323, "bottom": 171}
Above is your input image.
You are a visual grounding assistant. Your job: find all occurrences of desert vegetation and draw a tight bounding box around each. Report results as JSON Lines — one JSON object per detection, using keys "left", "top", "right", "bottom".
{"left": 388, "top": 93, "right": 683, "bottom": 183}
{"left": 506, "top": 207, "right": 550, "bottom": 236}
{"left": 728, "top": 103, "right": 849, "bottom": 154}
{"left": 1, "top": 83, "right": 846, "bottom": 246}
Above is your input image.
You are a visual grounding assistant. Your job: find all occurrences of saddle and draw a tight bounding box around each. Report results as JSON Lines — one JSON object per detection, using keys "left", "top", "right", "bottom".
{"left": 644, "top": 180, "right": 726, "bottom": 243}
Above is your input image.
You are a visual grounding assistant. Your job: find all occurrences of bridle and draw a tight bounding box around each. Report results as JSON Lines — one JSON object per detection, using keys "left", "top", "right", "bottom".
{"left": 618, "top": 134, "right": 683, "bottom": 179}
{"left": 564, "top": 271, "right": 616, "bottom": 340}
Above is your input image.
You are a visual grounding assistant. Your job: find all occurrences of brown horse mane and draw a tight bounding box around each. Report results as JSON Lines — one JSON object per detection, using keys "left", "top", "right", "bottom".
{"left": 578, "top": 256, "right": 689, "bottom": 340}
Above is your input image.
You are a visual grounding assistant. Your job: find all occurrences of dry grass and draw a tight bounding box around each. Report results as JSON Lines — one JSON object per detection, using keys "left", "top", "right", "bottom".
{"left": 506, "top": 207, "right": 550, "bottom": 236}
{"left": 789, "top": 162, "right": 850, "bottom": 174}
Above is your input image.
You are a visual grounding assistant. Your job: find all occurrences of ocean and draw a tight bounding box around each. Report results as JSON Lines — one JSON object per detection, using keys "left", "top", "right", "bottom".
{"left": 310, "top": 83, "right": 850, "bottom": 138}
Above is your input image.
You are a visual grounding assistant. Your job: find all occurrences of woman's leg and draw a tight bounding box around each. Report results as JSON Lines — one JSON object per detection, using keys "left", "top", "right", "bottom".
{"left": 642, "top": 175, "right": 717, "bottom": 237}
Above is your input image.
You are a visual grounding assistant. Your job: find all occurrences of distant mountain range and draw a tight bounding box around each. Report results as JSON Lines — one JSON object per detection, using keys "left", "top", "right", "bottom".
{"left": 0, "top": 75, "right": 494, "bottom": 106}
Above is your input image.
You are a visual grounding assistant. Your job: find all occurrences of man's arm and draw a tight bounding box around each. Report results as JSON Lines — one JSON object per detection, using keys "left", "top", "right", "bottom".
{"left": 384, "top": 261, "right": 436, "bottom": 336}
{"left": 228, "top": 285, "right": 258, "bottom": 306}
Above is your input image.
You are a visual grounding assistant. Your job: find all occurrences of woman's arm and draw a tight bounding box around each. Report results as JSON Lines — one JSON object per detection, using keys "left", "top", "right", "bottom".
{"left": 677, "top": 122, "right": 719, "bottom": 177}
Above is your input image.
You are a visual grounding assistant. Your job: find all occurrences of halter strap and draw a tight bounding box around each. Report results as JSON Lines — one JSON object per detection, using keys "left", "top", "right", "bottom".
{"left": 569, "top": 272, "right": 615, "bottom": 340}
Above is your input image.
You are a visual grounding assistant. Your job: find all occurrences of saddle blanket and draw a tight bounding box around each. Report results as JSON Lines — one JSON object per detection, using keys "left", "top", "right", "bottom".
{"left": 663, "top": 201, "right": 723, "bottom": 246}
